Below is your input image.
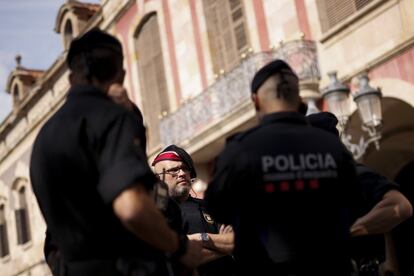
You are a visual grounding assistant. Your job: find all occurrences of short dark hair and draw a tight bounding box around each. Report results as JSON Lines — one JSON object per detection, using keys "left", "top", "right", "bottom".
{"left": 251, "top": 59, "right": 298, "bottom": 93}
{"left": 251, "top": 59, "right": 300, "bottom": 105}
{"left": 67, "top": 28, "right": 123, "bottom": 82}
{"left": 271, "top": 72, "right": 300, "bottom": 104}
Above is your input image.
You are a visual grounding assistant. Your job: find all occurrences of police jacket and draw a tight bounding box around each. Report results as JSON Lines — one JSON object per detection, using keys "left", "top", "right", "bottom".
{"left": 30, "top": 85, "right": 166, "bottom": 275}
{"left": 205, "top": 112, "right": 362, "bottom": 275}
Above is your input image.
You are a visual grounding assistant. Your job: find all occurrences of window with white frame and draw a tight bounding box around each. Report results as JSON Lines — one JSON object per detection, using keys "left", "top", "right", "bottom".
{"left": 14, "top": 186, "right": 31, "bottom": 245}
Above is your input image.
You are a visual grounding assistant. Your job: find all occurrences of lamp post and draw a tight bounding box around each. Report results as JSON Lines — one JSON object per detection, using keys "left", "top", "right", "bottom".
{"left": 322, "top": 71, "right": 351, "bottom": 130}
{"left": 322, "top": 72, "right": 383, "bottom": 160}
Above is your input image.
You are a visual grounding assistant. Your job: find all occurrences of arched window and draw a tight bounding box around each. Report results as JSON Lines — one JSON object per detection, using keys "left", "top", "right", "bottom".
{"left": 15, "top": 186, "right": 31, "bottom": 245}
{"left": 64, "top": 20, "right": 74, "bottom": 49}
{"left": 12, "top": 83, "right": 20, "bottom": 106}
{"left": 135, "top": 14, "right": 169, "bottom": 151}
{"left": 203, "top": 0, "right": 249, "bottom": 73}
{"left": 317, "top": 0, "right": 374, "bottom": 32}
{"left": 0, "top": 204, "right": 10, "bottom": 258}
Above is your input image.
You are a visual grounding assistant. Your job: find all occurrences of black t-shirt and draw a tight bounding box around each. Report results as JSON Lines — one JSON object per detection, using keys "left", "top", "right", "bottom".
{"left": 205, "top": 112, "right": 362, "bottom": 275}
{"left": 181, "top": 197, "right": 217, "bottom": 234}
{"left": 30, "top": 85, "right": 161, "bottom": 263}
{"left": 180, "top": 197, "right": 236, "bottom": 276}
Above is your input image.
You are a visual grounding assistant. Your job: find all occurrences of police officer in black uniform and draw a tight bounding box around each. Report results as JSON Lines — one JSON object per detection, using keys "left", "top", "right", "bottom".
{"left": 204, "top": 60, "right": 362, "bottom": 276}
{"left": 153, "top": 145, "right": 236, "bottom": 276}
{"left": 30, "top": 28, "right": 199, "bottom": 276}
{"left": 307, "top": 111, "right": 412, "bottom": 275}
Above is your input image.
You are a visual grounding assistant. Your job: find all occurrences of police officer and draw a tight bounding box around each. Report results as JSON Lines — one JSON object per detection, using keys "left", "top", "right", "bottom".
{"left": 204, "top": 60, "right": 362, "bottom": 275}
{"left": 30, "top": 28, "right": 200, "bottom": 276}
{"left": 152, "top": 145, "right": 236, "bottom": 276}
{"left": 307, "top": 112, "right": 413, "bottom": 275}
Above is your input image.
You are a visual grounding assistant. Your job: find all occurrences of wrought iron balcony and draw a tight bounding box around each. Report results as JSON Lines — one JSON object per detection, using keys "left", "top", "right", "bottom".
{"left": 160, "top": 39, "right": 320, "bottom": 147}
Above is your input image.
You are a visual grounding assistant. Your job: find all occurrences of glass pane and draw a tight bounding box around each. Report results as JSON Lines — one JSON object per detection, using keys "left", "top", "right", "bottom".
{"left": 325, "top": 91, "right": 350, "bottom": 124}
{"left": 15, "top": 209, "right": 23, "bottom": 244}
{"left": 15, "top": 208, "right": 31, "bottom": 244}
{"left": 355, "top": 94, "right": 382, "bottom": 127}
{"left": 0, "top": 224, "right": 10, "bottom": 257}
{"left": 234, "top": 24, "right": 247, "bottom": 51}
{"left": 0, "top": 205, "right": 9, "bottom": 257}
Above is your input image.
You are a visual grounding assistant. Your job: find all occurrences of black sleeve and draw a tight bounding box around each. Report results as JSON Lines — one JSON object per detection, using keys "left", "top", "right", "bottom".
{"left": 163, "top": 198, "right": 185, "bottom": 234}
{"left": 338, "top": 146, "right": 364, "bottom": 222}
{"left": 97, "top": 112, "right": 157, "bottom": 204}
{"left": 204, "top": 140, "right": 251, "bottom": 225}
{"left": 44, "top": 229, "right": 57, "bottom": 262}
{"left": 356, "top": 163, "right": 399, "bottom": 209}
{"left": 132, "top": 104, "right": 144, "bottom": 125}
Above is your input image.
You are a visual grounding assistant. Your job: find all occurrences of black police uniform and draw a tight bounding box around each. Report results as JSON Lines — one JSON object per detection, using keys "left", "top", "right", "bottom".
{"left": 30, "top": 85, "right": 167, "bottom": 276}
{"left": 205, "top": 112, "right": 361, "bottom": 276}
{"left": 306, "top": 111, "right": 401, "bottom": 274}
{"left": 350, "top": 164, "right": 400, "bottom": 275}
{"left": 393, "top": 162, "right": 414, "bottom": 276}
{"left": 180, "top": 196, "right": 236, "bottom": 276}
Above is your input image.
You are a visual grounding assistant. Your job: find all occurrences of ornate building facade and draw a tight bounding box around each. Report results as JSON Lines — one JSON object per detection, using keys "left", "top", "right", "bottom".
{"left": 1, "top": 0, "right": 413, "bottom": 275}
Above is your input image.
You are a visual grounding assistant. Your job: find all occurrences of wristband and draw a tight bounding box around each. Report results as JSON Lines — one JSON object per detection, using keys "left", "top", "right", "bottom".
{"left": 200, "top": 232, "right": 210, "bottom": 242}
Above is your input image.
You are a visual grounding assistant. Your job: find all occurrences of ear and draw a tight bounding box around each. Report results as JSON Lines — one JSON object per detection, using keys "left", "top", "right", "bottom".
{"left": 251, "top": 93, "right": 260, "bottom": 111}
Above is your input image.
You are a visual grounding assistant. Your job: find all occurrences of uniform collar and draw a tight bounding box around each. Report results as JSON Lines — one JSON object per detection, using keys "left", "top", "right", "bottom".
{"left": 260, "top": 111, "right": 308, "bottom": 126}
{"left": 67, "top": 84, "right": 110, "bottom": 100}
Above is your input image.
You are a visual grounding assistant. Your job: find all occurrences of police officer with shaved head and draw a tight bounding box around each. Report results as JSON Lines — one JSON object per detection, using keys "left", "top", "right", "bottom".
{"left": 204, "top": 60, "right": 363, "bottom": 276}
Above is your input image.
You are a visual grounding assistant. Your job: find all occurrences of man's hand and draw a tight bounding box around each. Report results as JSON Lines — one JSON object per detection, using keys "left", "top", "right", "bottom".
{"left": 219, "top": 225, "right": 233, "bottom": 234}
{"left": 107, "top": 83, "right": 134, "bottom": 111}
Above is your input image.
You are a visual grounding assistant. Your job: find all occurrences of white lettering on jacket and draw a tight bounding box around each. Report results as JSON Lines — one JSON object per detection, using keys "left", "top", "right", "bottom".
{"left": 262, "top": 153, "right": 337, "bottom": 173}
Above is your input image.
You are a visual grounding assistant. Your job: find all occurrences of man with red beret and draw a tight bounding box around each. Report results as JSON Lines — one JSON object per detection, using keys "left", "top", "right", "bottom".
{"left": 153, "top": 145, "right": 236, "bottom": 276}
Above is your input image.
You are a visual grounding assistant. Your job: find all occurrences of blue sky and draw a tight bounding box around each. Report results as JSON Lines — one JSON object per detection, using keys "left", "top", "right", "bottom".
{"left": 0, "top": 0, "right": 99, "bottom": 123}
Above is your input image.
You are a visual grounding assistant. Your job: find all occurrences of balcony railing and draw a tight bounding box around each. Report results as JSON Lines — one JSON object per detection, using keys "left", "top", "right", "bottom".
{"left": 160, "top": 39, "right": 320, "bottom": 146}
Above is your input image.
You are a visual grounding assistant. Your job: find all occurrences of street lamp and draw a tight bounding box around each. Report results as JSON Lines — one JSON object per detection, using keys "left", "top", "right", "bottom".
{"left": 322, "top": 72, "right": 383, "bottom": 160}
{"left": 322, "top": 71, "right": 351, "bottom": 128}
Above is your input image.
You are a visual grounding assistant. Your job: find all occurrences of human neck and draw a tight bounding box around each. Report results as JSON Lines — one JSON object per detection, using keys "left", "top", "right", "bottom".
{"left": 72, "top": 79, "right": 111, "bottom": 95}
{"left": 258, "top": 102, "right": 297, "bottom": 117}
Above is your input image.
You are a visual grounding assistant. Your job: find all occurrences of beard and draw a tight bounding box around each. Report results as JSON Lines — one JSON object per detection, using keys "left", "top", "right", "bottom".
{"left": 171, "top": 184, "right": 191, "bottom": 202}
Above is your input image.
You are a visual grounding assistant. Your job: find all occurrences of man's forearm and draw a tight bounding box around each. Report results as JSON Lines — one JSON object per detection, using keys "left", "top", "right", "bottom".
{"left": 113, "top": 184, "right": 178, "bottom": 253}
{"left": 202, "top": 233, "right": 234, "bottom": 254}
{"left": 187, "top": 231, "right": 234, "bottom": 255}
{"left": 350, "top": 190, "right": 412, "bottom": 236}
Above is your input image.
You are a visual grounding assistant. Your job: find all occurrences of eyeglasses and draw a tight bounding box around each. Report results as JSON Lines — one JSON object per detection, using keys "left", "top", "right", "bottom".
{"left": 157, "top": 165, "right": 190, "bottom": 178}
